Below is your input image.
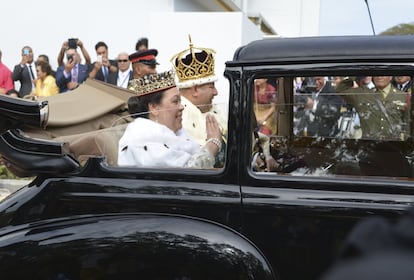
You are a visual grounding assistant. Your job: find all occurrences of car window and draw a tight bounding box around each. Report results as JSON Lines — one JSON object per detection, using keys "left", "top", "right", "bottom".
{"left": 251, "top": 75, "right": 413, "bottom": 179}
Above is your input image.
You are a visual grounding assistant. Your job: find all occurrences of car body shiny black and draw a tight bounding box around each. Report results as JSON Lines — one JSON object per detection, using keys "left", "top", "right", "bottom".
{"left": 1, "top": 35, "right": 414, "bottom": 280}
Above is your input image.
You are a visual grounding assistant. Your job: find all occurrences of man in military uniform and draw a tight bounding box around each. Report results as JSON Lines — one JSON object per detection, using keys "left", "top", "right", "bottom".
{"left": 341, "top": 76, "right": 409, "bottom": 140}
{"left": 128, "top": 49, "right": 158, "bottom": 82}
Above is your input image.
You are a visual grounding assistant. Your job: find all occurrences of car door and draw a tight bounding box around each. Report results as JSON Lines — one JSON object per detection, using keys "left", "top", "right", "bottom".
{"left": 238, "top": 69, "right": 414, "bottom": 280}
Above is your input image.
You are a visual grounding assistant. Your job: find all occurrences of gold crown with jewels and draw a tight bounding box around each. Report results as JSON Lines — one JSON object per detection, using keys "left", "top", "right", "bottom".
{"left": 128, "top": 70, "right": 176, "bottom": 96}
{"left": 170, "top": 35, "right": 217, "bottom": 89}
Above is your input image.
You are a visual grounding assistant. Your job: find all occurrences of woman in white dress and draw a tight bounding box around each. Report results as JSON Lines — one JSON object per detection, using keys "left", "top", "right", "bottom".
{"left": 118, "top": 70, "right": 222, "bottom": 168}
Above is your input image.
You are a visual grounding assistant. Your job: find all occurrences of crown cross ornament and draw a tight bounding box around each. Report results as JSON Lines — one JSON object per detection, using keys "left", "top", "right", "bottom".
{"left": 171, "top": 35, "right": 217, "bottom": 88}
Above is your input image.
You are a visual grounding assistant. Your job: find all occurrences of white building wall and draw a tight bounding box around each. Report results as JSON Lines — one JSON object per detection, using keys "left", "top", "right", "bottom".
{"left": 0, "top": 0, "right": 317, "bottom": 95}
{"left": 0, "top": 0, "right": 319, "bottom": 71}
{"left": 244, "top": 0, "right": 320, "bottom": 37}
{"left": 0, "top": 0, "right": 176, "bottom": 72}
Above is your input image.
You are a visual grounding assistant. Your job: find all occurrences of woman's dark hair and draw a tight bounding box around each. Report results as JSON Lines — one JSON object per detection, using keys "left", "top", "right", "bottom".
{"left": 36, "top": 60, "right": 52, "bottom": 76}
{"left": 128, "top": 91, "right": 164, "bottom": 119}
{"left": 135, "top": 37, "right": 148, "bottom": 51}
{"left": 37, "top": 54, "right": 50, "bottom": 63}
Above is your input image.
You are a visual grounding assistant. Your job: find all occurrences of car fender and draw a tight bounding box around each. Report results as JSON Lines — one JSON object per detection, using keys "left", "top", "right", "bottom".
{"left": 0, "top": 213, "right": 276, "bottom": 279}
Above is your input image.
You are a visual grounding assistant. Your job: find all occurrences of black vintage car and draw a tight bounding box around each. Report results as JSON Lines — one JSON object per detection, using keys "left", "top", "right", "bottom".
{"left": 1, "top": 35, "right": 414, "bottom": 280}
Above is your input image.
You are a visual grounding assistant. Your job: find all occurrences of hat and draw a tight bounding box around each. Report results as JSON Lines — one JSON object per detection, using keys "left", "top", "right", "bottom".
{"left": 170, "top": 35, "right": 217, "bottom": 89}
{"left": 128, "top": 70, "right": 176, "bottom": 96}
{"left": 129, "top": 49, "right": 159, "bottom": 65}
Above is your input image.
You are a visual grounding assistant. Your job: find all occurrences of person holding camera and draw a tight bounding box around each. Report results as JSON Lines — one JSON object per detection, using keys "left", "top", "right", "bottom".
{"left": 57, "top": 38, "right": 91, "bottom": 68}
{"left": 55, "top": 46, "right": 89, "bottom": 93}
{"left": 88, "top": 41, "right": 117, "bottom": 83}
{"left": 11, "top": 46, "right": 37, "bottom": 98}
{"left": 296, "top": 77, "right": 343, "bottom": 137}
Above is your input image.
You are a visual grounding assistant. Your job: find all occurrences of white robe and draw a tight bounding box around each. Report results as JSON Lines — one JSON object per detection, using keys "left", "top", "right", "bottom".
{"left": 181, "top": 96, "right": 228, "bottom": 146}
{"left": 118, "top": 118, "right": 215, "bottom": 168}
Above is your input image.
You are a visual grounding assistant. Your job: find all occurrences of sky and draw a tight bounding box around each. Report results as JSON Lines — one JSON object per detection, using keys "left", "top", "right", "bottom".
{"left": 319, "top": 0, "right": 414, "bottom": 36}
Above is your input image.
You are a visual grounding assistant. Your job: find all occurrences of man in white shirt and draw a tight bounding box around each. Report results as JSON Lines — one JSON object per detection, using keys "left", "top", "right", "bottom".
{"left": 107, "top": 52, "right": 132, "bottom": 89}
{"left": 393, "top": 76, "right": 412, "bottom": 93}
{"left": 12, "top": 46, "right": 37, "bottom": 98}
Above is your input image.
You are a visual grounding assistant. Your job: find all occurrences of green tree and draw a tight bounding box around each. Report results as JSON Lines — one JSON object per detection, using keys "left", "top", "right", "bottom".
{"left": 380, "top": 22, "right": 414, "bottom": 35}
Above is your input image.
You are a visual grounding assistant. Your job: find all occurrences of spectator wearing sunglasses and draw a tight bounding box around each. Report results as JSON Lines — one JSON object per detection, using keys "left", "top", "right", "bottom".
{"left": 56, "top": 39, "right": 91, "bottom": 68}
{"left": 107, "top": 52, "right": 132, "bottom": 89}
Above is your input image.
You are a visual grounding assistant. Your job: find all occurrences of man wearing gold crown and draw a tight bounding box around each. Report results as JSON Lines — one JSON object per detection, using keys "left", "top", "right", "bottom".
{"left": 171, "top": 39, "right": 228, "bottom": 166}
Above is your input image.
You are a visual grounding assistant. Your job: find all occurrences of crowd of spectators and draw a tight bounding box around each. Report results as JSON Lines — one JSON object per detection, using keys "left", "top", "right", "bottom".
{"left": 0, "top": 37, "right": 151, "bottom": 99}
{"left": 293, "top": 75, "right": 412, "bottom": 140}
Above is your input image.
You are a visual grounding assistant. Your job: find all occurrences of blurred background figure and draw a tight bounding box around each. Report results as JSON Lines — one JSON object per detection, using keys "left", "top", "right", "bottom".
{"left": 36, "top": 54, "right": 56, "bottom": 77}
{"left": 135, "top": 37, "right": 148, "bottom": 51}
{"left": 128, "top": 49, "right": 158, "bottom": 82}
{"left": 392, "top": 76, "right": 412, "bottom": 93}
{"left": 107, "top": 52, "right": 132, "bottom": 88}
{"left": 88, "top": 41, "right": 117, "bottom": 83}
{"left": 57, "top": 38, "right": 91, "bottom": 67}
{"left": 254, "top": 78, "right": 277, "bottom": 136}
{"left": 12, "top": 46, "right": 36, "bottom": 98}
{"left": 34, "top": 60, "right": 59, "bottom": 97}
{"left": 0, "top": 49, "right": 14, "bottom": 95}
{"left": 308, "top": 76, "right": 343, "bottom": 136}
{"left": 296, "top": 76, "right": 343, "bottom": 137}
{"left": 55, "top": 47, "right": 89, "bottom": 93}
{"left": 355, "top": 76, "right": 375, "bottom": 89}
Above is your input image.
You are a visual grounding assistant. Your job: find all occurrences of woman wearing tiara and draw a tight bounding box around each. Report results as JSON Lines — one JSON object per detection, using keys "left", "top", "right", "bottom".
{"left": 118, "top": 71, "right": 223, "bottom": 168}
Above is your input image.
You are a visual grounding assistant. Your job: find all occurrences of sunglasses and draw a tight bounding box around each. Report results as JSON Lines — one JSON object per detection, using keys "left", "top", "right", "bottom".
{"left": 118, "top": 59, "right": 129, "bottom": 63}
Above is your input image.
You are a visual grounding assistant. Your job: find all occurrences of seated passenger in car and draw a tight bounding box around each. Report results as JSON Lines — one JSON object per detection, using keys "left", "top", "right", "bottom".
{"left": 118, "top": 70, "right": 223, "bottom": 168}
{"left": 171, "top": 39, "right": 227, "bottom": 168}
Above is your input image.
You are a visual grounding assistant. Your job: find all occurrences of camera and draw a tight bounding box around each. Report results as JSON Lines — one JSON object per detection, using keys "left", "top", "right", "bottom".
{"left": 68, "top": 38, "right": 78, "bottom": 49}
{"left": 67, "top": 54, "right": 74, "bottom": 62}
{"left": 296, "top": 77, "right": 317, "bottom": 94}
{"left": 23, "top": 49, "right": 29, "bottom": 56}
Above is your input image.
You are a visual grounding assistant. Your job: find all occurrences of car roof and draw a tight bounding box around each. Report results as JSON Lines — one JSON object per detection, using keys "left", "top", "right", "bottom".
{"left": 227, "top": 35, "right": 414, "bottom": 66}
